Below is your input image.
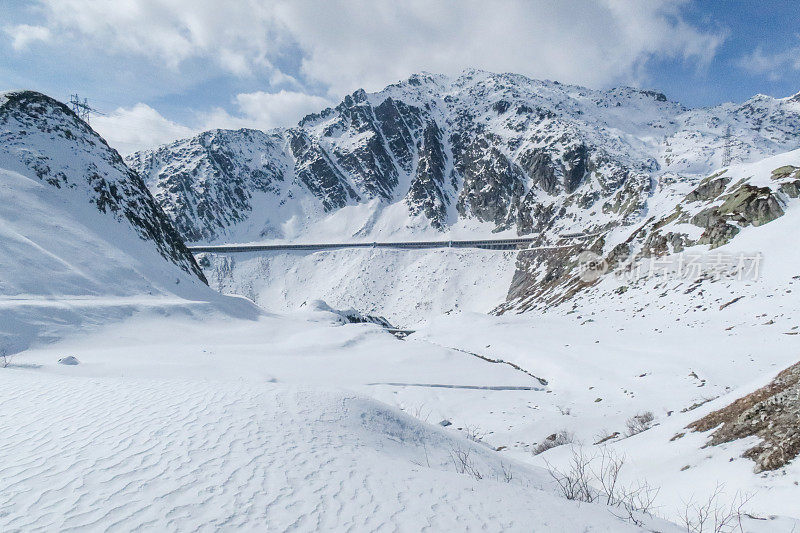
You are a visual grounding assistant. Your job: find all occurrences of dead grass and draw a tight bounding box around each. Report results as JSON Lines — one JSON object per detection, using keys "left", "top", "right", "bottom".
{"left": 531, "top": 430, "right": 574, "bottom": 455}
{"left": 688, "top": 361, "right": 800, "bottom": 472}
{"left": 625, "top": 411, "right": 655, "bottom": 436}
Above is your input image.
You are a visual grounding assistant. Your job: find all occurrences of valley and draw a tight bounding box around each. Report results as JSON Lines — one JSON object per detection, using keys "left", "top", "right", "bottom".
{"left": 2, "top": 70, "right": 800, "bottom": 531}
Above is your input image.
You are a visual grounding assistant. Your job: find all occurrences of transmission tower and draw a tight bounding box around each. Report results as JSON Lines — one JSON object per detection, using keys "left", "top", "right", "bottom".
{"left": 69, "top": 94, "right": 104, "bottom": 125}
{"left": 721, "top": 125, "right": 733, "bottom": 167}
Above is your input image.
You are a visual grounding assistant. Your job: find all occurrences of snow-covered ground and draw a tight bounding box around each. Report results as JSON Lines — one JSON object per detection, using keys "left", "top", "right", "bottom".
{"left": 203, "top": 246, "right": 518, "bottom": 326}
{"left": 4, "top": 305, "right": 690, "bottom": 532}
{"left": 3, "top": 283, "right": 799, "bottom": 530}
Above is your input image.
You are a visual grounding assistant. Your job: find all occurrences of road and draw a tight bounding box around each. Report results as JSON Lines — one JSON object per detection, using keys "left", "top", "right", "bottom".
{"left": 187, "top": 233, "right": 594, "bottom": 253}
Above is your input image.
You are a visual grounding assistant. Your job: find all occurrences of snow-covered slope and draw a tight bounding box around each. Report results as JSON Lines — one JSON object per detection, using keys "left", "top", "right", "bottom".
{"left": 504, "top": 149, "right": 800, "bottom": 313}
{"left": 2, "top": 306, "right": 684, "bottom": 532}
{"left": 0, "top": 91, "right": 250, "bottom": 353}
{"left": 202, "top": 247, "right": 518, "bottom": 325}
{"left": 1, "top": 91, "right": 204, "bottom": 281}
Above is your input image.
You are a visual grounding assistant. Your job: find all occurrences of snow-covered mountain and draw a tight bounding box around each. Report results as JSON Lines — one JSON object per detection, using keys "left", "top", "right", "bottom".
{"left": 128, "top": 70, "right": 800, "bottom": 321}
{"left": 0, "top": 90, "right": 226, "bottom": 352}
{"left": 129, "top": 70, "right": 800, "bottom": 244}
{"left": 1, "top": 90, "right": 205, "bottom": 282}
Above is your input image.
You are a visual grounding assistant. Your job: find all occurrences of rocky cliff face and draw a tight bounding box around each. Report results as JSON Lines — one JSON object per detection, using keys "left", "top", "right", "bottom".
{"left": 500, "top": 149, "right": 800, "bottom": 314}
{"left": 131, "top": 71, "right": 798, "bottom": 246}
{"left": 0, "top": 90, "right": 206, "bottom": 283}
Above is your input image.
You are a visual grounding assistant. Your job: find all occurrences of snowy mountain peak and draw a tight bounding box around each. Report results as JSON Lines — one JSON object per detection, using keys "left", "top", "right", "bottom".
{"left": 786, "top": 90, "right": 800, "bottom": 103}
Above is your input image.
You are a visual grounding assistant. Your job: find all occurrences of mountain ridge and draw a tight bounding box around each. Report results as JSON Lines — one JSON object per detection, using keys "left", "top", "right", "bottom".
{"left": 125, "top": 71, "right": 800, "bottom": 319}
{"left": 1, "top": 90, "right": 207, "bottom": 283}
{"left": 128, "top": 70, "right": 800, "bottom": 245}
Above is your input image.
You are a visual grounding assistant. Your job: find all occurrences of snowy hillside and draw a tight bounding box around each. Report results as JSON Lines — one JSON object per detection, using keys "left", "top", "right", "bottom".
{"left": 505, "top": 149, "right": 800, "bottom": 313}
{"left": 1, "top": 91, "right": 204, "bottom": 280}
{"left": 0, "top": 91, "right": 251, "bottom": 353}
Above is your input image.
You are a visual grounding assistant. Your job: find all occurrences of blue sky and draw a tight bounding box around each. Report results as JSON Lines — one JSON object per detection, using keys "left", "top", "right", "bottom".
{"left": 2, "top": 0, "right": 798, "bottom": 153}
{"left": 648, "top": 0, "right": 800, "bottom": 105}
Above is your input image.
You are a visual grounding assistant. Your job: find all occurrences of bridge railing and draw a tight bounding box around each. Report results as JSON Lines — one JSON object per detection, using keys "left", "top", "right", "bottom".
{"left": 187, "top": 233, "right": 598, "bottom": 254}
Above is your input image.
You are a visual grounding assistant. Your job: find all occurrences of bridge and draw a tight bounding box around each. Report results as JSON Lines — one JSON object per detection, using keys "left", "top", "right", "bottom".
{"left": 187, "top": 233, "right": 596, "bottom": 254}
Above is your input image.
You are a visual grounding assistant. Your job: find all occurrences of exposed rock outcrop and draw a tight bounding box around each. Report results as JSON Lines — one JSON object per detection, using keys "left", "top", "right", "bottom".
{"left": 688, "top": 361, "right": 800, "bottom": 472}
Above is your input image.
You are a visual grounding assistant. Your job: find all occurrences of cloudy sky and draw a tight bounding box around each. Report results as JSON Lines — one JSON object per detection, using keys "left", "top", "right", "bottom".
{"left": 2, "top": 0, "right": 799, "bottom": 154}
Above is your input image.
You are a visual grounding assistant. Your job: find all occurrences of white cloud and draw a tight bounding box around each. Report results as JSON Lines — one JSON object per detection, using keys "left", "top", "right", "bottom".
{"left": 738, "top": 41, "right": 800, "bottom": 81}
{"left": 277, "top": 0, "right": 726, "bottom": 94}
{"left": 89, "top": 92, "right": 332, "bottom": 154}
{"left": 91, "top": 104, "right": 196, "bottom": 155}
{"left": 27, "top": 0, "right": 724, "bottom": 94}
{"left": 30, "top": 0, "right": 286, "bottom": 75}
{"left": 5, "top": 24, "right": 51, "bottom": 50}
{"left": 198, "top": 90, "right": 332, "bottom": 131}
{"left": 237, "top": 90, "right": 330, "bottom": 127}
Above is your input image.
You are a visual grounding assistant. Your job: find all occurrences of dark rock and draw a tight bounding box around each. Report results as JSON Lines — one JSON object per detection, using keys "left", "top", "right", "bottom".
{"left": 491, "top": 100, "right": 511, "bottom": 114}
{"left": 454, "top": 135, "right": 525, "bottom": 226}
{"left": 780, "top": 180, "right": 800, "bottom": 198}
{"left": 562, "top": 144, "right": 592, "bottom": 193}
{"left": 697, "top": 222, "right": 740, "bottom": 248}
{"left": 518, "top": 149, "right": 560, "bottom": 195}
{"left": 685, "top": 176, "right": 730, "bottom": 203}
{"left": 406, "top": 122, "right": 451, "bottom": 228}
{"left": 288, "top": 130, "right": 360, "bottom": 211}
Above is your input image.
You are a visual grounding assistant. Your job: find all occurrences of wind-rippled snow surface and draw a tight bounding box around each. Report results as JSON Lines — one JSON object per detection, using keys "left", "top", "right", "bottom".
{"left": 0, "top": 371, "right": 651, "bottom": 532}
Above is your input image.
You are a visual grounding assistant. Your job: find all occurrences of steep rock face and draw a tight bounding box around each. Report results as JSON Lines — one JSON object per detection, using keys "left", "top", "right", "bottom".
{"left": 406, "top": 121, "right": 452, "bottom": 228}
{"left": 325, "top": 89, "right": 401, "bottom": 200}
{"left": 0, "top": 90, "right": 205, "bottom": 282}
{"left": 128, "top": 128, "right": 293, "bottom": 243}
{"left": 518, "top": 149, "right": 560, "bottom": 195}
{"left": 454, "top": 135, "right": 525, "bottom": 230}
{"left": 287, "top": 129, "right": 359, "bottom": 211}
{"left": 500, "top": 150, "right": 800, "bottom": 313}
